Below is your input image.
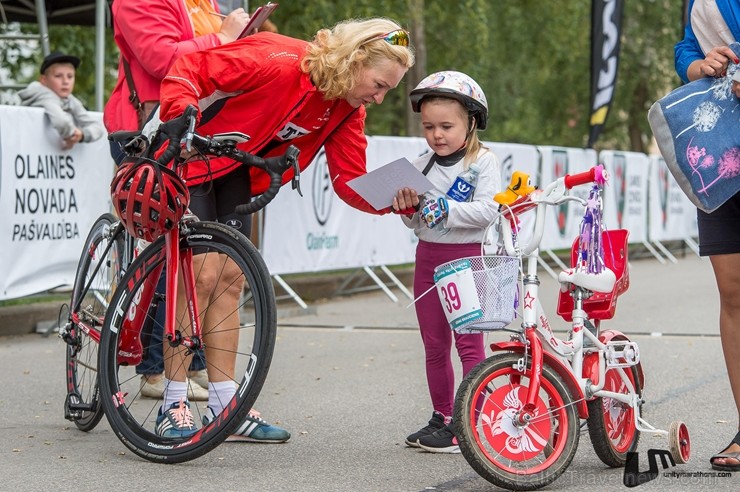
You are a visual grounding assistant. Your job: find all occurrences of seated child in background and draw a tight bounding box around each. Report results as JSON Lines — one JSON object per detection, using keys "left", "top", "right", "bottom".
{"left": 19, "top": 51, "right": 105, "bottom": 150}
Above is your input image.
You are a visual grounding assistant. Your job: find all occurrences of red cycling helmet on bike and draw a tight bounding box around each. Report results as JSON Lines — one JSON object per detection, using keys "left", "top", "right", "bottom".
{"left": 110, "top": 160, "right": 190, "bottom": 242}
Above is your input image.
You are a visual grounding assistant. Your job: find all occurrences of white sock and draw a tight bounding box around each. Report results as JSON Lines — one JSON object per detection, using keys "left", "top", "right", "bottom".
{"left": 208, "top": 381, "right": 236, "bottom": 415}
{"left": 163, "top": 379, "right": 188, "bottom": 410}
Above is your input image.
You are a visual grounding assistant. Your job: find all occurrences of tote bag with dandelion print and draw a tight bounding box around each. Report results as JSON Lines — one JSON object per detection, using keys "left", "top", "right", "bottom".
{"left": 648, "top": 42, "right": 740, "bottom": 213}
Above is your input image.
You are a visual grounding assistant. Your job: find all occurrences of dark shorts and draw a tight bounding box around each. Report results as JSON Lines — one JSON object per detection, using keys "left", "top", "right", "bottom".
{"left": 697, "top": 191, "right": 740, "bottom": 256}
{"left": 187, "top": 165, "right": 253, "bottom": 238}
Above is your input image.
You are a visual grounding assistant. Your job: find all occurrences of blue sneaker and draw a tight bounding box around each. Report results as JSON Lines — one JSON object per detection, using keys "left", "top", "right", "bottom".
{"left": 155, "top": 399, "right": 198, "bottom": 438}
{"left": 202, "top": 407, "right": 290, "bottom": 443}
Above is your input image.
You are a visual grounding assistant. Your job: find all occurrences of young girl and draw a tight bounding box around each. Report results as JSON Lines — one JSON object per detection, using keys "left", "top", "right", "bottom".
{"left": 392, "top": 71, "right": 500, "bottom": 453}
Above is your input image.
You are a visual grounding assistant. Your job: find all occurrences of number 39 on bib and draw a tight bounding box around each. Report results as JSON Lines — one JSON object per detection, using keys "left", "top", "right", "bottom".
{"left": 433, "top": 259, "right": 483, "bottom": 330}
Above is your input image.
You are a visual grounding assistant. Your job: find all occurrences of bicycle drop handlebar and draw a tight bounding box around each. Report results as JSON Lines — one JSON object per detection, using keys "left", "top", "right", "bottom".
{"left": 122, "top": 105, "right": 301, "bottom": 216}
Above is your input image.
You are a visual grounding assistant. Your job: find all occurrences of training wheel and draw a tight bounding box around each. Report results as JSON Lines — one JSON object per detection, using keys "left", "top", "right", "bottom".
{"left": 668, "top": 421, "right": 690, "bottom": 464}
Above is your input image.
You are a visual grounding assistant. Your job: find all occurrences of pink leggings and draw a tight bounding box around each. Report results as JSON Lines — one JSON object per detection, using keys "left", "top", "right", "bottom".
{"left": 414, "top": 240, "right": 486, "bottom": 418}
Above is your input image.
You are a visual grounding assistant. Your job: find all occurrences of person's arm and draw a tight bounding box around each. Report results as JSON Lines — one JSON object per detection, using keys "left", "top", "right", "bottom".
{"left": 323, "top": 109, "right": 386, "bottom": 215}
{"left": 675, "top": 0, "right": 702, "bottom": 83}
{"left": 159, "top": 42, "right": 264, "bottom": 122}
{"left": 26, "top": 86, "right": 77, "bottom": 139}
{"left": 674, "top": 0, "right": 739, "bottom": 82}
{"left": 68, "top": 96, "right": 105, "bottom": 143}
{"left": 115, "top": 0, "right": 246, "bottom": 81}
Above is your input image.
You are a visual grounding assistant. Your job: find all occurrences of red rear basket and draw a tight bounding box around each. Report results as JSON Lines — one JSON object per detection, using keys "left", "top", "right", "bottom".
{"left": 556, "top": 229, "right": 629, "bottom": 321}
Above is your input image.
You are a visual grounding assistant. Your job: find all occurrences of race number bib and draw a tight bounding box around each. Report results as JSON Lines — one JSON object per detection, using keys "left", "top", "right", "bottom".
{"left": 433, "top": 259, "right": 483, "bottom": 330}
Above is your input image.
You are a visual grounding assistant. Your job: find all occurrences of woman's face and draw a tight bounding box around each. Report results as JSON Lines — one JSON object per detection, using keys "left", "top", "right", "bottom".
{"left": 420, "top": 98, "right": 469, "bottom": 156}
{"left": 345, "top": 59, "right": 407, "bottom": 108}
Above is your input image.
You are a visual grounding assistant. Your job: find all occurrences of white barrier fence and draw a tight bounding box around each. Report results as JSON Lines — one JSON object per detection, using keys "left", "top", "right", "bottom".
{"left": 0, "top": 106, "right": 113, "bottom": 300}
{"left": 0, "top": 106, "right": 697, "bottom": 302}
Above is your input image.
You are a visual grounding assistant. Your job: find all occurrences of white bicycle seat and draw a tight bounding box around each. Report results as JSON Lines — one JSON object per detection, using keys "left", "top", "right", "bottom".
{"left": 558, "top": 268, "right": 616, "bottom": 293}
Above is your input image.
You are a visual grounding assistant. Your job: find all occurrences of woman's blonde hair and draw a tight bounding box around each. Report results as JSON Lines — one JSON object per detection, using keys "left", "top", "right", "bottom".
{"left": 302, "top": 18, "right": 415, "bottom": 100}
{"left": 420, "top": 96, "right": 488, "bottom": 167}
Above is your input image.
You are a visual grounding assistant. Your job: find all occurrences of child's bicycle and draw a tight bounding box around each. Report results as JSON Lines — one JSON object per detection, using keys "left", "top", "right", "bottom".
{"left": 58, "top": 105, "right": 300, "bottom": 463}
{"left": 441, "top": 166, "right": 690, "bottom": 490}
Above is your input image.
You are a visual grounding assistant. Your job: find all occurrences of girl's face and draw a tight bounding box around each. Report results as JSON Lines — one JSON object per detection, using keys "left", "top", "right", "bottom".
{"left": 346, "top": 59, "right": 407, "bottom": 108}
{"left": 420, "top": 98, "right": 469, "bottom": 156}
{"left": 40, "top": 63, "right": 76, "bottom": 98}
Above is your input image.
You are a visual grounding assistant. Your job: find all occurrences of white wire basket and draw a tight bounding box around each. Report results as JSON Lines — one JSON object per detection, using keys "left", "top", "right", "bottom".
{"left": 433, "top": 255, "right": 520, "bottom": 334}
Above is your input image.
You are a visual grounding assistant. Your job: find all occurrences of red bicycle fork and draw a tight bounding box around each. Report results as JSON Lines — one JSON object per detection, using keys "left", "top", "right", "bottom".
{"left": 116, "top": 228, "right": 204, "bottom": 365}
{"left": 490, "top": 328, "right": 589, "bottom": 422}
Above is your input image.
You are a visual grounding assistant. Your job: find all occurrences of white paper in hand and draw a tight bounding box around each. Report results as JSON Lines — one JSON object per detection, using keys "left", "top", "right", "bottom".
{"left": 347, "top": 158, "right": 434, "bottom": 211}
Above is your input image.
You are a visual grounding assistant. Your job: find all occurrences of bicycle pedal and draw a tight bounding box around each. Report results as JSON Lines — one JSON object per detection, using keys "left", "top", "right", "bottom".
{"left": 64, "top": 392, "right": 96, "bottom": 420}
{"left": 604, "top": 340, "right": 640, "bottom": 368}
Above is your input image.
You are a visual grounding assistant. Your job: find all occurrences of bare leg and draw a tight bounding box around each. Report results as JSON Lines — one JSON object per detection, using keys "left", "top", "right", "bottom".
{"left": 202, "top": 253, "right": 243, "bottom": 383}
{"left": 162, "top": 251, "right": 242, "bottom": 389}
{"left": 709, "top": 254, "right": 740, "bottom": 466}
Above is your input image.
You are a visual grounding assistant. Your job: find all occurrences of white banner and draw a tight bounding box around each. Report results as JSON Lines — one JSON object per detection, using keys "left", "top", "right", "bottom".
{"left": 600, "top": 150, "right": 650, "bottom": 242}
{"left": 0, "top": 106, "right": 113, "bottom": 300}
{"left": 648, "top": 155, "right": 698, "bottom": 241}
{"left": 484, "top": 141, "right": 540, "bottom": 249}
{"left": 260, "top": 136, "right": 427, "bottom": 275}
{"left": 537, "top": 146, "right": 598, "bottom": 251}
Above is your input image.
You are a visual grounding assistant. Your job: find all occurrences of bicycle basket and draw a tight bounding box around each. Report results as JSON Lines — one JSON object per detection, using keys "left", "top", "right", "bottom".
{"left": 433, "top": 255, "right": 519, "bottom": 334}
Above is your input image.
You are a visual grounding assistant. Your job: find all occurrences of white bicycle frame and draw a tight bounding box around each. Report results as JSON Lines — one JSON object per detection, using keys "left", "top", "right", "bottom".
{"left": 497, "top": 174, "right": 667, "bottom": 437}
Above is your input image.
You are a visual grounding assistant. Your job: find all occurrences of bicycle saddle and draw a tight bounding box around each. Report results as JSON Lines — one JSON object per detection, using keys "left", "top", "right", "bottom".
{"left": 558, "top": 267, "right": 616, "bottom": 293}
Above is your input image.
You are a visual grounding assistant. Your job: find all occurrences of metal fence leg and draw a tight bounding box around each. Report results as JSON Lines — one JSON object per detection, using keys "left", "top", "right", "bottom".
{"left": 379, "top": 264, "right": 413, "bottom": 300}
{"left": 272, "top": 274, "right": 308, "bottom": 309}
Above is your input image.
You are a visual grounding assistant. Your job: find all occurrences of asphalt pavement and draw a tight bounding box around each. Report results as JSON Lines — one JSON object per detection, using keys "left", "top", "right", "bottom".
{"left": 1, "top": 253, "right": 738, "bottom": 492}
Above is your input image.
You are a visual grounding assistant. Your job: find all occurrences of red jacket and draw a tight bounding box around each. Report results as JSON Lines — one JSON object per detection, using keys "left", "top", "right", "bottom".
{"left": 104, "top": 0, "right": 223, "bottom": 133}
{"left": 159, "top": 32, "right": 382, "bottom": 215}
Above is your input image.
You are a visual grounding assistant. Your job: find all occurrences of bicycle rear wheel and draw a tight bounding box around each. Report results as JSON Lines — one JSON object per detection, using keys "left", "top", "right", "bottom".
{"left": 98, "top": 220, "right": 277, "bottom": 463}
{"left": 63, "top": 213, "right": 125, "bottom": 431}
{"left": 454, "top": 353, "right": 580, "bottom": 491}
{"left": 586, "top": 364, "right": 642, "bottom": 467}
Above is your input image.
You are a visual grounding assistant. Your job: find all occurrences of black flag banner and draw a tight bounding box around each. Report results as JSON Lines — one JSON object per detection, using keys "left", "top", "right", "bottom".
{"left": 588, "top": 0, "right": 624, "bottom": 148}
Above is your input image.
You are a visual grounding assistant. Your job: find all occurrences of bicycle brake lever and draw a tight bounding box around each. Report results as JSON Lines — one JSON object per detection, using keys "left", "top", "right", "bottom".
{"left": 286, "top": 145, "right": 302, "bottom": 196}
{"left": 184, "top": 109, "right": 197, "bottom": 152}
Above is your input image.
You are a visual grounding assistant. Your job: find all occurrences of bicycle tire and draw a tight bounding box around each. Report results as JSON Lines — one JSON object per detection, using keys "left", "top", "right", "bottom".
{"left": 454, "top": 353, "right": 580, "bottom": 491}
{"left": 586, "top": 364, "right": 642, "bottom": 467}
{"left": 98, "top": 220, "right": 277, "bottom": 463}
{"left": 64, "top": 213, "right": 124, "bottom": 432}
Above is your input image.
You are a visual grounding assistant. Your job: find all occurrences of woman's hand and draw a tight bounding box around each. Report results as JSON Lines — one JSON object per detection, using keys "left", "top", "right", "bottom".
{"left": 392, "top": 187, "right": 420, "bottom": 213}
{"left": 217, "top": 8, "right": 250, "bottom": 44}
{"left": 697, "top": 46, "right": 739, "bottom": 78}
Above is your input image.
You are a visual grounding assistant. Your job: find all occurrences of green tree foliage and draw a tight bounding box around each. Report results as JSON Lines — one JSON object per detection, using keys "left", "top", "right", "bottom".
{"left": 1, "top": 0, "right": 686, "bottom": 151}
{"left": 1, "top": 23, "right": 117, "bottom": 109}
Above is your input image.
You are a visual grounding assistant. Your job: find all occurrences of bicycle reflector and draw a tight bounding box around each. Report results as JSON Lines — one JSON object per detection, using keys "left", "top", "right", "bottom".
{"left": 111, "top": 160, "right": 190, "bottom": 242}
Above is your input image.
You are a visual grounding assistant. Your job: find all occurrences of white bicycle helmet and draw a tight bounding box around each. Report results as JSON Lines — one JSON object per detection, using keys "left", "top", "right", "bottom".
{"left": 409, "top": 70, "right": 488, "bottom": 130}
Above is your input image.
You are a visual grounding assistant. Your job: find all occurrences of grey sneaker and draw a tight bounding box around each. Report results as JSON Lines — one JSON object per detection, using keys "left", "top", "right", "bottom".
{"left": 202, "top": 407, "right": 290, "bottom": 443}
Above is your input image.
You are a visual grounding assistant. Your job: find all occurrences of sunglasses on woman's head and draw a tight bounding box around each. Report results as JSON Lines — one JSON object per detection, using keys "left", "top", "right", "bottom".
{"left": 362, "top": 29, "right": 410, "bottom": 47}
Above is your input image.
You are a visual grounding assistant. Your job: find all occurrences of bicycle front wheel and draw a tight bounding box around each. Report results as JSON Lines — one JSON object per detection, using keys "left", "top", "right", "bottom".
{"left": 64, "top": 213, "right": 125, "bottom": 432}
{"left": 98, "top": 220, "right": 277, "bottom": 463}
{"left": 454, "top": 353, "right": 580, "bottom": 491}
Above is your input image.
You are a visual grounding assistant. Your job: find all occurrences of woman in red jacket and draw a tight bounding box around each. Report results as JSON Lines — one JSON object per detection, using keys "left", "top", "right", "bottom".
{"left": 154, "top": 17, "right": 415, "bottom": 438}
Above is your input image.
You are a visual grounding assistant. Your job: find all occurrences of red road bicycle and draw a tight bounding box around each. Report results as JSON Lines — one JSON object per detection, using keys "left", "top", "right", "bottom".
{"left": 60, "top": 105, "right": 300, "bottom": 462}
